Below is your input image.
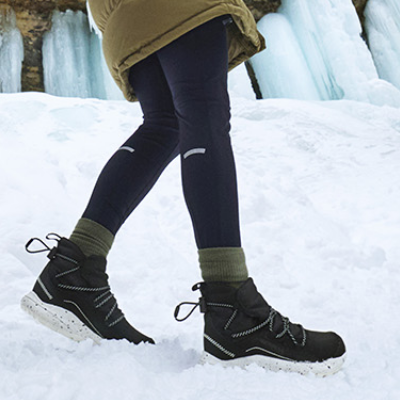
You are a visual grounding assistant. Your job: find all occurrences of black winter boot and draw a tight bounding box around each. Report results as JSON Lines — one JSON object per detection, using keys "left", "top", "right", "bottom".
{"left": 21, "top": 234, "right": 154, "bottom": 345}
{"left": 175, "top": 278, "right": 345, "bottom": 376}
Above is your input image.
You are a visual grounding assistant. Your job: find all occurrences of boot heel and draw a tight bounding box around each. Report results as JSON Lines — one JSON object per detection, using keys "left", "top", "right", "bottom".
{"left": 21, "top": 291, "right": 102, "bottom": 344}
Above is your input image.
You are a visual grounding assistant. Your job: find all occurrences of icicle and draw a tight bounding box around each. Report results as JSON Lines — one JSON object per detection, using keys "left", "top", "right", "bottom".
{"left": 42, "top": 9, "right": 123, "bottom": 100}
{"left": 365, "top": 0, "right": 400, "bottom": 91}
{"left": 251, "top": 13, "right": 321, "bottom": 100}
{"left": 86, "top": 2, "right": 124, "bottom": 100}
{"left": 249, "top": 0, "right": 400, "bottom": 105}
{"left": 278, "top": 0, "right": 381, "bottom": 102}
{"left": 43, "top": 10, "right": 94, "bottom": 98}
{"left": 86, "top": 1, "right": 103, "bottom": 39}
{"left": 0, "top": 7, "right": 24, "bottom": 93}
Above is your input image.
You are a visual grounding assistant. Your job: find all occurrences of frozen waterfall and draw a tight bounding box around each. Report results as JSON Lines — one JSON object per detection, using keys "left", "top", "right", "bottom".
{"left": 42, "top": 10, "right": 122, "bottom": 100}
{"left": 2, "top": 1, "right": 400, "bottom": 104}
{"left": 365, "top": 0, "right": 400, "bottom": 91}
{"left": 250, "top": 13, "right": 321, "bottom": 101}
{"left": 250, "top": 0, "right": 400, "bottom": 106}
{"left": 0, "top": 8, "right": 23, "bottom": 93}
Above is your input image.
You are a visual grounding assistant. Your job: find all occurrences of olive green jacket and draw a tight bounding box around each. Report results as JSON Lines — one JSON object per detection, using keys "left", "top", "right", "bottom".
{"left": 89, "top": 0, "right": 265, "bottom": 101}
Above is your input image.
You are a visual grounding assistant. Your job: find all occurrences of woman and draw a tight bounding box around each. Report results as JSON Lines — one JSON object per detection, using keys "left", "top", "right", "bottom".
{"left": 22, "top": 0, "right": 346, "bottom": 375}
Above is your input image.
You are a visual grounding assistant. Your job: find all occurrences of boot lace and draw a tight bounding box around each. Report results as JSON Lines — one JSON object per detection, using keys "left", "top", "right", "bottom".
{"left": 174, "top": 283, "right": 306, "bottom": 347}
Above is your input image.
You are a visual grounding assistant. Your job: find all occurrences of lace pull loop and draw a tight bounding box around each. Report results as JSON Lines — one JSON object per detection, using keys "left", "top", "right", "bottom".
{"left": 191, "top": 282, "right": 203, "bottom": 291}
{"left": 25, "top": 237, "right": 52, "bottom": 254}
{"left": 46, "top": 233, "right": 62, "bottom": 242}
{"left": 174, "top": 301, "right": 199, "bottom": 322}
{"left": 25, "top": 234, "right": 61, "bottom": 258}
{"left": 174, "top": 296, "right": 207, "bottom": 322}
{"left": 175, "top": 283, "right": 206, "bottom": 322}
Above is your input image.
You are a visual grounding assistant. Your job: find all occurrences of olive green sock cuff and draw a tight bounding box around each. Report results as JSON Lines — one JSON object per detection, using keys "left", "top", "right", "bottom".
{"left": 198, "top": 247, "right": 248, "bottom": 283}
{"left": 69, "top": 218, "right": 114, "bottom": 258}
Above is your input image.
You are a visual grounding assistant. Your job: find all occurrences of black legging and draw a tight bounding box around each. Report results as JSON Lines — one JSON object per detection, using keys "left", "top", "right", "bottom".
{"left": 82, "top": 16, "right": 241, "bottom": 249}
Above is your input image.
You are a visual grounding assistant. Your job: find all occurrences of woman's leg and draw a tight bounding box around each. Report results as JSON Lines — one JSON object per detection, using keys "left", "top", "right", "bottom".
{"left": 162, "top": 21, "right": 346, "bottom": 374}
{"left": 157, "top": 17, "right": 242, "bottom": 251}
{"left": 21, "top": 54, "right": 180, "bottom": 345}
{"left": 155, "top": 17, "right": 248, "bottom": 283}
{"left": 79, "top": 54, "right": 179, "bottom": 241}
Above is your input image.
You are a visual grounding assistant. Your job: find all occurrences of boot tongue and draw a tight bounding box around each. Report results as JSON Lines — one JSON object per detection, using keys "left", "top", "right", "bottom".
{"left": 58, "top": 238, "right": 86, "bottom": 263}
{"left": 80, "top": 256, "right": 109, "bottom": 287}
{"left": 237, "top": 279, "right": 304, "bottom": 341}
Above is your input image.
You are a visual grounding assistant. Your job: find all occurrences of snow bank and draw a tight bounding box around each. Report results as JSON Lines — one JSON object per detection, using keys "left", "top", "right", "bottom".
{"left": 0, "top": 92, "right": 400, "bottom": 399}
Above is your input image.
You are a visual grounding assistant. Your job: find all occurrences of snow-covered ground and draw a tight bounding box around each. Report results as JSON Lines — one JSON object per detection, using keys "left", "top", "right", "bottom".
{"left": 1, "top": 90, "right": 400, "bottom": 400}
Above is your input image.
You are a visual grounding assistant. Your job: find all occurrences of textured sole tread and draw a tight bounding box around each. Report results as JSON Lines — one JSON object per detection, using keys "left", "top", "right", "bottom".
{"left": 201, "top": 351, "right": 345, "bottom": 376}
{"left": 21, "top": 291, "right": 102, "bottom": 344}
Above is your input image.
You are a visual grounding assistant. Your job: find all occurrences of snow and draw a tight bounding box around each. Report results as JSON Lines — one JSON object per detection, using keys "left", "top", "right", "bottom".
{"left": 227, "top": 64, "right": 256, "bottom": 101}
{"left": 365, "top": 0, "right": 400, "bottom": 91}
{"left": 0, "top": 7, "right": 23, "bottom": 93}
{"left": 1, "top": 0, "right": 400, "bottom": 396}
{"left": 1, "top": 89, "right": 400, "bottom": 399}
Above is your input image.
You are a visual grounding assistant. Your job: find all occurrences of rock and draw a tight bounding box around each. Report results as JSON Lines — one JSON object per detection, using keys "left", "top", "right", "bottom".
{"left": 244, "top": 0, "right": 281, "bottom": 22}
{"left": 15, "top": 9, "right": 52, "bottom": 92}
{"left": 244, "top": 1, "right": 368, "bottom": 22}
{"left": 352, "top": 0, "right": 369, "bottom": 24}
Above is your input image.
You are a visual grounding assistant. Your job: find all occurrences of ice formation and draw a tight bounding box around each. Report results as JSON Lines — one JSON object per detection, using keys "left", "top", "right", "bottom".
{"left": 42, "top": 10, "right": 122, "bottom": 100}
{"left": 0, "top": 8, "right": 23, "bottom": 93}
{"left": 1, "top": 0, "right": 400, "bottom": 104}
{"left": 365, "top": 0, "right": 400, "bottom": 91}
{"left": 251, "top": 0, "right": 400, "bottom": 105}
{"left": 250, "top": 13, "right": 320, "bottom": 100}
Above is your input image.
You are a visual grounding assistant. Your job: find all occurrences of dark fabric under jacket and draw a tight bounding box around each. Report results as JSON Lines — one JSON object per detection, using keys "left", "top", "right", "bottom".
{"left": 88, "top": 0, "right": 266, "bottom": 101}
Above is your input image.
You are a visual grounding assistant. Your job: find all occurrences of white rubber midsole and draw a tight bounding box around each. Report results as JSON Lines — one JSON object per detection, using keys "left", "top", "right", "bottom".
{"left": 21, "top": 291, "right": 102, "bottom": 344}
{"left": 201, "top": 350, "right": 346, "bottom": 376}
{"left": 21, "top": 291, "right": 345, "bottom": 375}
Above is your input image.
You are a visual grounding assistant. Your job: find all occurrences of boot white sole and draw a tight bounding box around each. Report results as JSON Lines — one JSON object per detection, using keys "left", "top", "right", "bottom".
{"left": 201, "top": 351, "right": 346, "bottom": 377}
{"left": 21, "top": 291, "right": 102, "bottom": 344}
